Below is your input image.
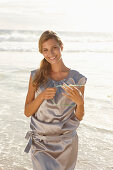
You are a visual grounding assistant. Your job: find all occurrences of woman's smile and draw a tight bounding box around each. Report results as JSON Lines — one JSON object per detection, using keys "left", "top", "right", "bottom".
{"left": 49, "top": 55, "right": 57, "bottom": 60}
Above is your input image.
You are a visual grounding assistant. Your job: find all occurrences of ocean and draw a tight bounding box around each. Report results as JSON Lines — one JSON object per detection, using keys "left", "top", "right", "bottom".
{"left": 0, "top": 30, "right": 113, "bottom": 170}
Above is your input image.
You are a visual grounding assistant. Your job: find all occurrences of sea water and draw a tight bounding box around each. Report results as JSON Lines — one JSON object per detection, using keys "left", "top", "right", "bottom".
{"left": 0, "top": 30, "right": 113, "bottom": 170}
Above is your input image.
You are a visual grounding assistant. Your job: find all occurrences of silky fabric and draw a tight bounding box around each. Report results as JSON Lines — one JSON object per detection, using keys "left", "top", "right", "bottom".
{"left": 24, "top": 68, "right": 87, "bottom": 170}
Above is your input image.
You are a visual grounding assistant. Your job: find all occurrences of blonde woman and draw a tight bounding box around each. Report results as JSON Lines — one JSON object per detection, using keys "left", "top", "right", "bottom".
{"left": 24, "top": 30, "right": 87, "bottom": 170}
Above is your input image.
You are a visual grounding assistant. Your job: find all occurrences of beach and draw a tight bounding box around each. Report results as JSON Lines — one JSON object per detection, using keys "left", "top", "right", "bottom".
{"left": 0, "top": 30, "right": 113, "bottom": 169}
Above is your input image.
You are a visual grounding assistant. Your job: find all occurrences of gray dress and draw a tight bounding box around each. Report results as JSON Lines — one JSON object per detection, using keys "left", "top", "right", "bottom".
{"left": 24, "top": 68, "right": 87, "bottom": 170}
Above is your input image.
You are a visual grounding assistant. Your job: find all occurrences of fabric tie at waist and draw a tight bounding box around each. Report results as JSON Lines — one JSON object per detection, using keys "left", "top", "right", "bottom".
{"left": 24, "top": 130, "right": 77, "bottom": 153}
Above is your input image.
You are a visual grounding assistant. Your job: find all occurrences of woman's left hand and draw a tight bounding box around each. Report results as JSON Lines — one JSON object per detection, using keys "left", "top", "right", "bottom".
{"left": 61, "top": 83, "right": 84, "bottom": 106}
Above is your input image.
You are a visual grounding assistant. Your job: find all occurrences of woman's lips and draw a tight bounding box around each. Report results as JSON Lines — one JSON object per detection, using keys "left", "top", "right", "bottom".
{"left": 49, "top": 56, "right": 57, "bottom": 60}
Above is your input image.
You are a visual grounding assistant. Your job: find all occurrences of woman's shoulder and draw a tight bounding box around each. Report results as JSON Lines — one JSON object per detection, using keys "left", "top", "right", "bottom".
{"left": 71, "top": 69, "right": 86, "bottom": 76}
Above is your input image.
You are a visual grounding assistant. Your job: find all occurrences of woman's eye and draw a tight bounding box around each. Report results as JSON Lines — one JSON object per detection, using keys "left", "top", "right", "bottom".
{"left": 43, "top": 49, "right": 47, "bottom": 52}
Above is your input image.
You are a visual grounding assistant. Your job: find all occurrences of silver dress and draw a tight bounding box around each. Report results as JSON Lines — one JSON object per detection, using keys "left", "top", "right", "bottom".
{"left": 24, "top": 68, "right": 87, "bottom": 170}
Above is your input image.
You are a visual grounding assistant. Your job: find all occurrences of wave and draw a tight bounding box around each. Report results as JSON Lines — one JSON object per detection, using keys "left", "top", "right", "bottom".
{"left": 0, "top": 48, "right": 113, "bottom": 53}
{"left": 0, "top": 29, "right": 113, "bottom": 43}
{"left": 82, "top": 123, "right": 113, "bottom": 134}
{"left": 0, "top": 48, "right": 35, "bottom": 52}
{"left": 1, "top": 29, "right": 113, "bottom": 53}
{"left": 64, "top": 49, "right": 113, "bottom": 53}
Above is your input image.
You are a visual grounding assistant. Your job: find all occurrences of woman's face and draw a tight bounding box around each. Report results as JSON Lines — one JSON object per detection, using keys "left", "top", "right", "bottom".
{"left": 41, "top": 38, "right": 63, "bottom": 64}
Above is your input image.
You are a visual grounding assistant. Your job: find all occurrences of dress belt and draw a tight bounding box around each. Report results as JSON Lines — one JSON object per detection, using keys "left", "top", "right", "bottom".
{"left": 24, "top": 130, "right": 77, "bottom": 153}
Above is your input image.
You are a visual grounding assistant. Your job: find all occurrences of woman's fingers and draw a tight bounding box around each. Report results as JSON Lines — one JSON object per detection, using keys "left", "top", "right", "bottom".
{"left": 62, "top": 83, "right": 76, "bottom": 94}
{"left": 42, "top": 87, "right": 57, "bottom": 100}
{"left": 63, "top": 87, "right": 73, "bottom": 95}
{"left": 47, "top": 87, "right": 57, "bottom": 92}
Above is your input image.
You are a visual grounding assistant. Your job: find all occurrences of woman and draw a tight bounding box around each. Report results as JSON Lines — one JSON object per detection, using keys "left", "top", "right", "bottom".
{"left": 24, "top": 30, "right": 87, "bottom": 170}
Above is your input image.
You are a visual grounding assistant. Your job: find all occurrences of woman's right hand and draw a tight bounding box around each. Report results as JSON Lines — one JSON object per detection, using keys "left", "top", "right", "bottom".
{"left": 40, "top": 87, "right": 57, "bottom": 100}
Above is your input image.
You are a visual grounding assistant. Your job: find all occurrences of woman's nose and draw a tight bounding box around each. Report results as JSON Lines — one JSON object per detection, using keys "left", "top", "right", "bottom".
{"left": 48, "top": 49, "right": 54, "bottom": 56}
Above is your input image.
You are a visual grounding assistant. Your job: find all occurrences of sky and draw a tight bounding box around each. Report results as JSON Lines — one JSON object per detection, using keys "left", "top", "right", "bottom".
{"left": 0, "top": 0, "right": 113, "bottom": 32}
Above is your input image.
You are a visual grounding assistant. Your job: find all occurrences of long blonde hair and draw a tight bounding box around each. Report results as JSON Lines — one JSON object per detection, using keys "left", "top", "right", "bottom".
{"left": 32, "top": 30, "right": 63, "bottom": 92}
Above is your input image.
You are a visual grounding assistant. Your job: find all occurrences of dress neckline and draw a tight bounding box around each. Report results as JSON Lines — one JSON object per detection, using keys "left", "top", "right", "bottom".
{"left": 48, "top": 68, "right": 71, "bottom": 82}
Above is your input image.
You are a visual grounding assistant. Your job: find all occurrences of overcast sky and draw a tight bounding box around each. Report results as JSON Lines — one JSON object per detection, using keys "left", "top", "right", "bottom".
{"left": 0, "top": 0, "right": 113, "bottom": 32}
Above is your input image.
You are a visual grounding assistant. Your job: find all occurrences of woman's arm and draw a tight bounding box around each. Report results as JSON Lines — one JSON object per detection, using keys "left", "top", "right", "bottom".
{"left": 24, "top": 74, "right": 44, "bottom": 117}
{"left": 74, "top": 86, "right": 85, "bottom": 121}
{"left": 75, "top": 104, "right": 84, "bottom": 121}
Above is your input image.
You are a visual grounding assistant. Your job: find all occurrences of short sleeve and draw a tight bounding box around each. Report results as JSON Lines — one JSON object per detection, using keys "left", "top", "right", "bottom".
{"left": 77, "top": 73, "right": 87, "bottom": 85}
{"left": 31, "top": 69, "right": 39, "bottom": 81}
{"left": 73, "top": 70, "right": 87, "bottom": 89}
